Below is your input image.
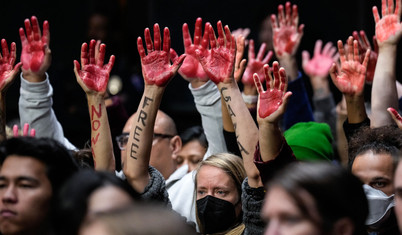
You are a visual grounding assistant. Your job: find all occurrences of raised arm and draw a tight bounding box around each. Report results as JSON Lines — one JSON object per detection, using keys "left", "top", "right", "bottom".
{"left": 329, "top": 37, "right": 370, "bottom": 124}
{"left": 0, "top": 39, "right": 22, "bottom": 141}
{"left": 74, "top": 39, "right": 115, "bottom": 171}
{"left": 371, "top": 0, "right": 402, "bottom": 127}
{"left": 124, "top": 24, "right": 185, "bottom": 192}
{"left": 271, "top": 1, "right": 304, "bottom": 81}
{"left": 18, "top": 16, "right": 75, "bottom": 149}
{"left": 175, "top": 18, "right": 227, "bottom": 156}
{"left": 196, "top": 21, "right": 262, "bottom": 187}
{"left": 254, "top": 62, "right": 292, "bottom": 162}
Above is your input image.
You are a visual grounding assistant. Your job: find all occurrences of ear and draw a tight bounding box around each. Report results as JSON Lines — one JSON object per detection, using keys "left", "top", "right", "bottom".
{"left": 169, "top": 135, "right": 182, "bottom": 160}
{"left": 332, "top": 218, "right": 354, "bottom": 235}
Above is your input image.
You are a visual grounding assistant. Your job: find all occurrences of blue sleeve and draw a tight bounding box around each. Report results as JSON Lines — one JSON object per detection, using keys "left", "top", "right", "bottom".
{"left": 282, "top": 72, "right": 314, "bottom": 130}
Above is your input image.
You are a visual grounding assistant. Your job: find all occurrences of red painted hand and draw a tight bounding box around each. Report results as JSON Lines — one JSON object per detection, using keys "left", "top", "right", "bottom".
{"left": 271, "top": 2, "right": 304, "bottom": 57}
{"left": 329, "top": 37, "right": 370, "bottom": 96}
{"left": 234, "top": 35, "right": 247, "bottom": 83}
{"left": 242, "top": 40, "right": 273, "bottom": 86}
{"left": 74, "top": 40, "right": 115, "bottom": 95}
{"left": 13, "top": 123, "right": 35, "bottom": 137}
{"left": 387, "top": 107, "right": 402, "bottom": 129}
{"left": 373, "top": 0, "right": 402, "bottom": 44}
{"left": 302, "top": 40, "right": 338, "bottom": 78}
{"left": 0, "top": 39, "right": 22, "bottom": 91}
{"left": 138, "top": 24, "right": 185, "bottom": 86}
{"left": 196, "top": 21, "right": 236, "bottom": 84}
{"left": 179, "top": 18, "right": 209, "bottom": 81}
{"left": 19, "top": 16, "right": 50, "bottom": 75}
{"left": 254, "top": 62, "right": 291, "bottom": 121}
{"left": 353, "top": 30, "right": 378, "bottom": 83}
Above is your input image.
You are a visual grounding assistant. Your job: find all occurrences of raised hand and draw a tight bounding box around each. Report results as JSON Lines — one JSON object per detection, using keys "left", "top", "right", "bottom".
{"left": 195, "top": 21, "right": 236, "bottom": 84}
{"left": 19, "top": 16, "right": 51, "bottom": 81}
{"left": 253, "top": 62, "right": 292, "bottom": 121}
{"left": 138, "top": 24, "right": 185, "bottom": 86}
{"left": 387, "top": 107, "right": 402, "bottom": 129}
{"left": 353, "top": 30, "right": 378, "bottom": 83}
{"left": 0, "top": 39, "right": 22, "bottom": 91}
{"left": 302, "top": 40, "right": 338, "bottom": 78}
{"left": 271, "top": 2, "right": 304, "bottom": 57}
{"left": 329, "top": 37, "right": 370, "bottom": 96}
{"left": 373, "top": 0, "right": 402, "bottom": 44}
{"left": 74, "top": 39, "right": 115, "bottom": 96}
{"left": 178, "top": 18, "right": 209, "bottom": 81}
{"left": 242, "top": 40, "right": 273, "bottom": 86}
{"left": 232, "top": 27, "right": 250, "bottom": 46}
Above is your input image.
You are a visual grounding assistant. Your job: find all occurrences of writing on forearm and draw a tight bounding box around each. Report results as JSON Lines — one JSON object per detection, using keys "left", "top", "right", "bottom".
{"left": 233, "top": 123, "right": 249, "bottom": 155}
{"left": 90, "top": 104, "right": 102, "bottom": 145}
{"left": 130, "top": 96, "right": 153, "bottom": 160}
{"left": 221, "top": 87, "right": 250, "bottom": 155}
{"left": 221, "top": 87, "right": 236, "bottom": 117}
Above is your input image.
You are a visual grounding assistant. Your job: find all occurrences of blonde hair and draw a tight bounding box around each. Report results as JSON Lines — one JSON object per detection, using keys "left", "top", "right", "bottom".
{"left": 195, "top": 153, "right": 246, "bottom": 197}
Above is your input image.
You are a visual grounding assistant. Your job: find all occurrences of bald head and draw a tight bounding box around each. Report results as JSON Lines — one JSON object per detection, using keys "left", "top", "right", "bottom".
{"left": 121, "top": 110, "right": 181, "bottom": 179}
{"left": 123, "top": 110, "right": 177, "bottom": 136}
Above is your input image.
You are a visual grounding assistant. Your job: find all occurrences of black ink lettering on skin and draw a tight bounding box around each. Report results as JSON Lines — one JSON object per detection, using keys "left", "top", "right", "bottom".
{"left": 220, "top": 87, "right": 231, "bottom": 102}
{"left": 227, "top": 105, "right": 236, "bottom": 117}
{"left": 142, "top": 96, "right": 153, "bottom": 108}
{"left": 130, "top": 96, "right": 153, "bottom": 159}
{"left": 138, "top": 110, "right": 148, "bottom": 127}
{"left": 133, "top": 126, "right": 142, "bottom": 142}
{"left": 233, "top": 123, "right": 249, "bottom": 155}
{"left": 130, "top": 143, "right": 138, "bottom": 160}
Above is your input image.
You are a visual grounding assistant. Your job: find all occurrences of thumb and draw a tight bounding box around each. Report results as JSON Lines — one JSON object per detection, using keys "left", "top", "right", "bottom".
{"left": 170, "top": 54, "right": 186, "bottom": 75}
{"left": 170, "top": 48, "right": 178, "bottom": 62}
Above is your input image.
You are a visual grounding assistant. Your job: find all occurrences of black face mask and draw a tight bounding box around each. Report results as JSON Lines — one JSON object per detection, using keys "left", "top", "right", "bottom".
{"left": 197, "top": 195, "right": 238, "bottom": 234}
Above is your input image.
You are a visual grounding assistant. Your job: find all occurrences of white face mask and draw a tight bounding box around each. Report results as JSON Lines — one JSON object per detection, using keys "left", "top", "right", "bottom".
{"left": 363, "top": 184, "right": 395, "bottom": 229}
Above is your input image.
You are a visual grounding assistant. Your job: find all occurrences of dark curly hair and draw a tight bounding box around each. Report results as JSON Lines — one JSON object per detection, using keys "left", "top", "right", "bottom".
{"left": 348, "top": 125, "right": 402, "bottom": 169}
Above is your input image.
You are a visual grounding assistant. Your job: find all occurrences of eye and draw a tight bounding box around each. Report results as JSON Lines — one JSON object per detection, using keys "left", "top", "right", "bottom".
{"left": 283, "top": 215, "right": 302, "bottom": 225}
{"left": 371, "top": 181, "right": 388, "bottom": 189}
{"left": 197, "top": 190, "right": 206, "bottom": 196}
{"left": 176, "top": 156, "right": 184, "bottom": 165}
{"left": 191, "top": 158, "right": 202, "bottom": 165}
{"left": 19, "top": 183, "right": 34, "bottom": 189}
{"left": 216, "top": 190, "right": 227, "bottom": 196}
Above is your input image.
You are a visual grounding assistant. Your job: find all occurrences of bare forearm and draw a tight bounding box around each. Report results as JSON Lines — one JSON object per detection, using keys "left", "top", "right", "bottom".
{"left": 87, "top": 94, "right": 115, "bottom": 171}
{"left": 371, "top": 45, "right": 398, "bottom": 127}
{"left": 258, "top": 122, "right": 283, "bottom": 162}
{"left": 278, "top": 55, "right": 298, "bottom": 81}
{"left": 125, "top": 86, "right": 164, "bottom": 193}
{"left": 218, "top": 82, "right": 262, "bottom": 187}
{"left": 345, "top": 95, "right": 367, "bottom": 124}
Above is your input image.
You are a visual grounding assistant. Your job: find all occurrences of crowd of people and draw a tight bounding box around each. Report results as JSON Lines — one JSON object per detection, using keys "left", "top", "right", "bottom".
{"left": 1, "top": 0, "right": 402, "bottom": 234}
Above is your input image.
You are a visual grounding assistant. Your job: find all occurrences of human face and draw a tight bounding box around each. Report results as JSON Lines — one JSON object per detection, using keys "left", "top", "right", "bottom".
{"left": 394, "top": 161, "right": 402, "bottom": 230}
{"left": 87, "top": 185, "right": 133, "bottom": 215}
{"left": 262, "top": 186, "right": 321, "bottom": 235}
{"left": 0, "top": 156, "right": 52, "bottom": 235}
{"left": 196, "top": 165, "right": 241, "bottom": 216}
{"left": 352, "top": 151, "right": 394, "bottom": 196}
{"left": 176, "top": 140, "right": 206, "bottom": 173}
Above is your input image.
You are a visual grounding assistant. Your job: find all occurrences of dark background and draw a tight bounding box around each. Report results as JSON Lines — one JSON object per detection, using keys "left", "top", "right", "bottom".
{"left": 0, "top": 0, "right": 397, "bottom": 148}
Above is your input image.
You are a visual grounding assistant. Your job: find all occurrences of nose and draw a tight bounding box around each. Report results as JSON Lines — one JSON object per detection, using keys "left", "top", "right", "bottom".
{"left": 264, "top": 220, "right": 280, "bottom": 235}
{"left": 2, "top": 185, "right": 17, "bottom": 204}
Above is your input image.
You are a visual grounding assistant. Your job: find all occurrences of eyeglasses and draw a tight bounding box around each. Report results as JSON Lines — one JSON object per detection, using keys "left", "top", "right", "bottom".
{"left": 116, "top": 132, "right": 175, "bottom": 150}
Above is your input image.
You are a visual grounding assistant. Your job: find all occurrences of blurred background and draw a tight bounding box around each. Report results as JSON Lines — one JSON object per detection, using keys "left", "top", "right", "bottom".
{"left": 0, "top": 0, "right": 397, "bottom": 148}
